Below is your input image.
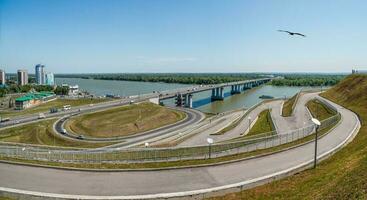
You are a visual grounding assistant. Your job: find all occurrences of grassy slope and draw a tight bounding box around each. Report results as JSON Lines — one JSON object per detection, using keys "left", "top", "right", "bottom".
{"left": 209, "top": 74, "right": 367, "bottom": 200}
{"left": 67, "top": 103, "right": 185, "bottom": 137}
{"left": 282, "top": 94, "right": 297, "bottom": 117}
{"left": 306, "top": 99, "right": 336, "bottom": 120}
{"left": 0, "top": 197, "right": 14, "bottom": 200}
{"left": 0, "top": 98, "right": 110, "bottom": 118}
{"left": 0, "top": 119, "right": 114, "bottom": 148}
{"left": 247, "top": 109, "right": 274, "bottom": 136}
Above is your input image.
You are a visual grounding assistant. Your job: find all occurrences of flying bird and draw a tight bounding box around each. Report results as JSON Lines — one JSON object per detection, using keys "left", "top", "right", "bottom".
{"left": 278, "top": 30, "right": 306, "bottom": 37}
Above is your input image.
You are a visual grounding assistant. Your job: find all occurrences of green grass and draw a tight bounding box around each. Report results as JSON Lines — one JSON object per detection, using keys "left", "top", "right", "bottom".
{"left": 247, "top": 109, "right": 274, "bottom": 136}
{"left": 0, "top": 197, "right": 15, "bottom": 200}
{"left": 208, "top": 74, "right": 367, "bottom": 200}
{"left": 0, "top": 119, "right": 115, "bottom": 148}
{"left": 0, "top": 98, "right": 110, "bottom": 118}
{"left": 222, "top": 109, "right": 276, "bottom": 143}
{"left": 282, "top": 94, "right": 297, "bottom": 117}
{"left": 66, "top": 102, "right": 185, "bottom": 138}
{"left": 306, "top": 99, "right": 336, "bottom": 120}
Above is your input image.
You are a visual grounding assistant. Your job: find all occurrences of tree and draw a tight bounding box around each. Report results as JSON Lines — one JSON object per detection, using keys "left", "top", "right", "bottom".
{"left": 54, "top": 86, "right": 69, "bottom": 95}
{"left": 0, "top": 88, "right": 7, "bottom": 97}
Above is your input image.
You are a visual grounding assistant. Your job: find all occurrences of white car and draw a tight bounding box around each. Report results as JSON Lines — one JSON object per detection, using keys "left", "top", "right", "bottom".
{"left": 38, "top": 113, "right": 45, "bottom": 119}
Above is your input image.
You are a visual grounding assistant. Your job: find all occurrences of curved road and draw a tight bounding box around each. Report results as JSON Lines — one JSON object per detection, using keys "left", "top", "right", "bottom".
{"left": 0, "top": 94, "right": 361, "bottom": 199}
{"left": 179, "top": 92, "right": 316, "bottom": 146}
{"left": 53, "top": 106, "right": 204, "bottom": 144}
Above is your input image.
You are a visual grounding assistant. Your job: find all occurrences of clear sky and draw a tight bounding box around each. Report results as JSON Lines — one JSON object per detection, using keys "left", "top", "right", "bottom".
{"left": 0, "top": 0, "right": 366, "bottom": 73}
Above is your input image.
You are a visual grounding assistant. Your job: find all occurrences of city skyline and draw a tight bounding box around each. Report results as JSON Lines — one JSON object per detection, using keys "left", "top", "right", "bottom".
{"left": 1, "top": 0, "right": 367, "bottom": 73}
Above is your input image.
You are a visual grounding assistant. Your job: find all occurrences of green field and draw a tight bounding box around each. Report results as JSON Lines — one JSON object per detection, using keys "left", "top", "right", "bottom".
{"left": 247, "top": 109, "right": 274, "bottom": 136}
{"left": 66, "top": 102, "right": 185, "bottom": 138}
{"left": 0, "top": 98, "right": 110, "bottom": 118}
{"left": 0, "top": 197, "right": 14, "bottom": 200}
{"left": 282, "top": 94, "right": 297, "bottom": 117}
{"left": 209, "top": 74, "right": 367, "bottom": 200}
{"left": 0, "top": 119, "right": 115, "bottom": 148}
{"left": 306, "top": 99, "right": 336, "bottom": 120}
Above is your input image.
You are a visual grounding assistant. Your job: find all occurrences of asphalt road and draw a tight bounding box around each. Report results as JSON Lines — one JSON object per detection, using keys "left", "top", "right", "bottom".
{"left": 179, "top": 92, "right": 317, "bottom": 146}
{"left": 0, "top": 93, "right": 360, "bottom": 198}
{"left": 53, "top": 106, "right": 204, "bottom": 143}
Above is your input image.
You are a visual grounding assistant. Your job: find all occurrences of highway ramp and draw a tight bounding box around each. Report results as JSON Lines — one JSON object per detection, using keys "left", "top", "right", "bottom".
{"left": 0, "top": 94, "right": 360, "bottom": 199}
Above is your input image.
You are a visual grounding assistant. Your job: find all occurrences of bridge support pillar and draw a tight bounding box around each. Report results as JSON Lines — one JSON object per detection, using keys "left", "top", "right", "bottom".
{"left": 185, "top": 94, "right": 193, "bottom": 108}
{"left": 211, "top": 87, "right": 224, "bottom": 101}
{"left": 231, "top": 84, "right": 241, "bottom": 94}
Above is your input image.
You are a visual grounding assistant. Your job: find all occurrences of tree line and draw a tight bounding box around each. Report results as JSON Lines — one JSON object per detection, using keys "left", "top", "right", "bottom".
{"left": 0, "top": 84, "right": 69, "bottom": 97}
{"left": 56, "top": 73, "right": 265, "bottom": 85}
{"left": 270, "top": 74, "right": 345, "bottom": 86}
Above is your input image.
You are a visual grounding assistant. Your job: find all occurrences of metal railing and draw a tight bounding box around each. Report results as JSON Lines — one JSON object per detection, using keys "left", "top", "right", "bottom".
{"left": 0, "top": 112, "right": 340, "bottom": 164}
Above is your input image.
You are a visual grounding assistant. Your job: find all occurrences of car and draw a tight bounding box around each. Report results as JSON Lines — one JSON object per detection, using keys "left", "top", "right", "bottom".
{"left": 76, "top": 135, "right": 84, "bottom": 140}
{"left": 61, "top": 129, "right": 67, "bottom": 134}
{"left": 63, "top": 105, "right": 71, "bottom": 111}
{"left": 38, "top": 113, "right": 45, "bottom": 119}
{"left": 50, "top": 107, "right": 58, "bottom": 113}
{"left": 0, "top": 118, "right": 10, "bottom": 123}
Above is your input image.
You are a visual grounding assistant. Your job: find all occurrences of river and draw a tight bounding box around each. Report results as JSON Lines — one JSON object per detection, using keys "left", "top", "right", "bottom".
{"left": 55, "top": 78, "right": 318, "bottom": 113}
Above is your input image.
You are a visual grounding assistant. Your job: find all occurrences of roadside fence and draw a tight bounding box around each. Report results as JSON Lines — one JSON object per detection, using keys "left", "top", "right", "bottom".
{"left": 0, "top": 112, "right": 340, "bottom": 164}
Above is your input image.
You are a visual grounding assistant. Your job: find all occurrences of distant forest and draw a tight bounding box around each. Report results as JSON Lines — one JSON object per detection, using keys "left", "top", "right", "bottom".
{"left": 55, "top": 73, "right": 265, "bottom": 85}
{"left": 55, "top": 73, "right": 346, "bottom": 86}
{"left": 271, "top": 74, "right": 345, "bottom": 86}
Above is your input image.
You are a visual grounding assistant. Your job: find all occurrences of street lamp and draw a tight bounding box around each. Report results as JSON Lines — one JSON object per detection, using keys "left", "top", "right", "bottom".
{"left": 311, "top": 118, "right": 321, "bottom": 169}
{"left": 207, "top": 137, "right": 214, "bottom": 159}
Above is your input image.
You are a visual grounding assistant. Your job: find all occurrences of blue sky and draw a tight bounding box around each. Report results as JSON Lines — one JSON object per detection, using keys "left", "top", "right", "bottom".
{"left": 0, "top": 0, "right": 366, "bottom": 73}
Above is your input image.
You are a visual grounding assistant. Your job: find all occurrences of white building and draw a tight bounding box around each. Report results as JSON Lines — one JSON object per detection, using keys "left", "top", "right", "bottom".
{"left": 45, "top": 72, "right": 55, "bottom": 85}
{"left": 69, "top": 85, "right": 79, "bottom": 95}
{"left": 17, "top": 69, "right": 28, "bottom": 85}
{"left": 35, "top": 64, "right": 45, "bottom": 85}
{"left": 0, "top": 69, "right": 5, "bottom": 85}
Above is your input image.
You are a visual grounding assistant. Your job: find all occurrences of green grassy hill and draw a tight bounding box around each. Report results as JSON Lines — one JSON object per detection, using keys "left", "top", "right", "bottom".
{"left": 209, "top": 74, "right": 367, "bottom": 200}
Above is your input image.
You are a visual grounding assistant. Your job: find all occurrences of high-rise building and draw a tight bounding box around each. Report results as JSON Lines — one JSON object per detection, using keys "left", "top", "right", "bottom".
{"left": 45, "top": 72, "right": 55, "bottom": 86}
{"left": 0, "top": 69, "right": 5, "bottom": 85}
{"left": 35, "top": 64, "right": 45, "bottom": 85}
{"left": 17, "top": 69, "right": 28, "bottom": 85}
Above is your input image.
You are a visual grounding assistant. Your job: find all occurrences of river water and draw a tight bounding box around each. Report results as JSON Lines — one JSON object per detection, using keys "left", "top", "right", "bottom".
{"left": 56, "top": 78, "right": 316, "bottom": 113}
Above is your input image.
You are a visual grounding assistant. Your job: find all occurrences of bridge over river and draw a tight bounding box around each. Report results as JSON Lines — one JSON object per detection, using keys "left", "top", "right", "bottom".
{"left": 156, "top": 77, "right": 274, "bottom": 108}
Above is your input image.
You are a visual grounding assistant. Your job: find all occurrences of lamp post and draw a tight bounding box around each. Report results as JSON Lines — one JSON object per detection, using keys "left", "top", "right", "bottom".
{"left": 311, "top": 118, "right": 321, "bottom": 169}
{"left": 207, "top": 138, "right": 213, "bottom": 159}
